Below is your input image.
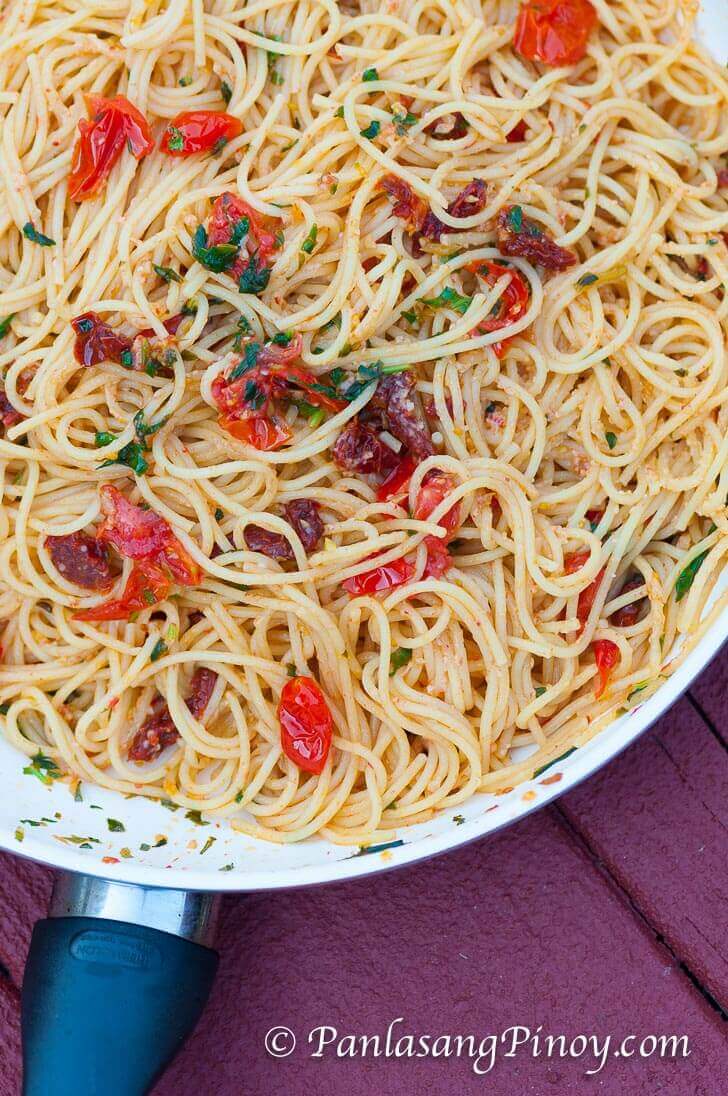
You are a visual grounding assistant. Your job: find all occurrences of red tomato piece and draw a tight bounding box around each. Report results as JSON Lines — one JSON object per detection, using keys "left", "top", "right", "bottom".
{"left": 74, "top": 559, "right": 171, "bottom": 622}
{"left": 69, "top": 95, "right": 153, "bottom": 201}
{"left": 0, "top": 383, "right": 22, "bottom": 429}
{"left": 46, "top": 532, "right": 114, "bottom": 591}
{"left": 718, "top": 170, "right": 728, "bottom": 188}
{"left": 208, "top": 192, "right": 280, "bottom": 271}
{"left": 497, "top": 206, "right": 577, "bottom": 271}
{"left": 609, "top": 574, "right": 647, "bottom": 628}
{"left": 95, "top": 485, "right": 202, "bottom": 586}
{"left": 377, "top": 455, "right": 416, "bottom": 502}
{"left": 414, "top": 470, "right": 461, "bottom": 576}
{"left": 378, "top": 175, "right": 428, "bottom": 231}
{"left": 71, "top": 312, "right": 132, "bottom": 366}
{"left": 593, "top": 638, "right": 619, "bottom": 698}
{"left": 221, "top": 412, "right": 292, "bottom": 451}
{"left": 514, "top": 0, "right": 597, "bottom": 67}
{"left": 162, "top": 111, "right": 243, "bottom": 156}
{"left": 507, "top": 120, "right": 528, "bottom": 142}
{"left": 468, "top": 259, "right": 530, "bottom": 356}
{"left": 343, "top": 555, "right": 415, "bottom": 597}
{"left": 563, "top": 550, "right": 604, "bottom": 631}
{"left": 278, "top": 676, "right": 334, "bottom": 774}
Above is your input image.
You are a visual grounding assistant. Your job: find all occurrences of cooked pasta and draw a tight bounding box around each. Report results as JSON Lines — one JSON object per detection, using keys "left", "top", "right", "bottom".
{"left": 0, "top": 0, "right": 726, "bottom": 845}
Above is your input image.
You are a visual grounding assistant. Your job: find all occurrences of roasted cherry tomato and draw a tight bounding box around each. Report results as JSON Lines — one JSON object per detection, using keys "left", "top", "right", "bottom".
{"left": 161, "top": 111, "right": 244, "bottom": 156}
{"left": 69, "top": 95, "right": 153, "bottom": 201}
{"left": 414, "top": 471, "right": 461, "bottom": 578}
{"left": 342, "top": 555, "right": 415, "bottom": 596}
{"left": 593, "top": 639, "right": 619, "bottom": 698}
{"left": 278, "top": 676, "right": 334, "bottom": 774}
{"left": 468, "top": 259, "right": 530, "bottom": 357}
{"left": 563, "top": 550, "right": 605, "bottom": 631}
{"left": 507, "top": 119, "right": 528, "bottom": 142}
{"left": 377, "top": 455, "right": 416, "bottom": 502}
{"left": 74, "top": 559, "right": 171, "bottom": 622}
{"left": 514, "top": 0, "right": 597, "bottom": 67}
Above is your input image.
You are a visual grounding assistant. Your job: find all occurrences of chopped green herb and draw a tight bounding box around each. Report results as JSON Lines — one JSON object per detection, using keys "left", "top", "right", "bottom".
{"left": 23, "top": 752, "right": 61, "bottom": 785}
{"left": 107, "top": 818, "right": 125, "bottom": 833}
{"left": 675, "top": 549, "right": 709, "bottom": 601}
{"left": 214, "top": 507, "right": 224, "bottom": 521}
{"left": 220, "top": 863, "right": 235, "bottom": 871}
{"left": 353, "top": 839, "right": 405, "bottom": 856}
{"left": 389, "top": 648, "right": 412, "bottom": 674}
{"left": 335, "top": 106, "right": 345, "bottom": 119}
{"left": 332, "top": 360, "right": 409, "bottom": 402}
{"left": 23, "top": 222, "right": 55, "bottom": 247}
{"left": 179, "top": 75, "right": 193, "bottom": 87}
{"left": 577, "top": 272, "right": 599, "bottom": 288}
{"left": 232, "top": 315, "right": 252, "bottom": 351}
{"left": 159, "top": 799, "right": 180, "bottom": 811}
{"left": 422, "top": 286, "right": 472, "bottom": 315}
{"left": 153, "top": 264, "right": 181, "bottom": 284}
{"left": 94, "top": 431, "right": 115, "bottom": 447}
{"left": 185, "top": 809, "right": 209, "bottom": 825}
{"left": 235, "top": 790, "right": 244, "bottom": 803}
{"left": 229, "top": 341, "right": 262, "bottom": 380}
{"left": 360, "top": 120, "right": 381, "bottom": 140}
{"left": 401, "top": 308, "right": 418, "bottom": 325}
{"left": 166, "top": 126, "right": 185, "bottom": 152}
{"left": 153, "top": 836, "right": 168, "bottom": 848}
{"left": 133, "top": 410, "right": 168, "bottom": 445}
{"left": 627, "top": 683, "right": 649, "bottom": 702}
{"left": 605, "top": 431, "right": 617, "bottom": 449}
{"left": 238, "top": 256, "right": 271, "bottom": 295}
{"left": 453, "top": 814, "right": 465, "bottom": 826}
{"left": 392, "top": 108, "right": 417, "bottom": 136}
{"left": 0, "top": 703, "right": 9, "bottom": 716}
{"left": 100, "top": 441, "right": 148, "bottom": 476}
{"left": 200, "top": 836, "right": 216, "bottom": 855}
{"left": 140, "top": 843, "right": 151, "bottom": 851}
{"left": 181, "top": 298, "right": 198, "bottom": 316}
{"left": 535, "top": 686, "right": 547, "bottom": 697}
{"left": 74, "top": 783, "right": 83, "bottom": 802}
{"left": 287, "top": 663, "right": 297, "bottom": 677}
{"left": 221, "top": 80, "right": 233, "bottom": 105}
{"left": 0, "top": 315, "right": 14, "bottom": 339}
{"left": 533, "top": 747, "right": 576, "bottom": 779}
{"left": 301, "top": 224, "right": 318, "bottom": 255}
{"left": 150, "top": 638, "right": 167, "bottom": 662}
{"left": 191, "top": 224, "right": 239, "bottom": 273}
{"left": 271, "top": 331, "right": 292, "bottom": 346}
{"left": 210, "top": 136, "right": 228, "bottom": 158}
{"left": 506, "top": 205, "right": 523, "bottom": 233}
{"left": 362, "top": 67, "right": 379, "bottom": 82}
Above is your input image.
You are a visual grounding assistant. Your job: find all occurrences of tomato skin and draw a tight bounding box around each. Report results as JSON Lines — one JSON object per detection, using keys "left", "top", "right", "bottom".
{"left": 343, "top": 556, "right": 415, "bottom": 596}
{"left": 71, "top": 311, "right": 132, "bottom": 366}
{"left": 220, "top": 412, "right": 292, "bottom": 451}
{"left": 74, "top": 559, "right": 171, "bottom": 622}
{"left": 593, "top": 639, "right": 619, "bottom": 698}
{"left": 377, "top": 455, "right": 416, "bottom": 502}
{"left": 162, "top": 111, "right": 243, "bottom": 156}
{"left": 69, "top": 95, "right": 153, "bottom": 201}
{"left": 563, "top": 550, "right": 605, "bottom": 631}
{"left": 507, "top": 120, "right": 528, "bottom": 142}
{"left": 208, "top": 191, "right": 279, "bottom": 267}
{"left": 468, "top": 260, "right": 530, "bottom": 357}
{"left": 414, "top": 471, "right": 460, "bottom": 577}
{"left": 278, "top": 676, "right": 333, "bottom": 774}
{"left": 514, "top": 0, "right": 597, "bottom": 67}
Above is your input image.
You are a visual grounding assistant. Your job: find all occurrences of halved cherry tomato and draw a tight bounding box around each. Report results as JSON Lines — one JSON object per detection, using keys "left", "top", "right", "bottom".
{"left": 208, "top": 192, "right": 280, "bottom": 269}
{"left": 343, "top": 555, "right": 415, "bottom": 596}
{"left": 219, "top": 413, "right": 292, "bottom": 451}
{"left": 69, "top": 95, "right": 153, "bottom": 201}
{"left": 161, "top": 111, "right": 244, "bottom": 156}
{"left": 563, "top": 550, "right": 605, "bottom": 631}
{"left": 593, "top": 639, "right": 619, "bottom": 698}
{"left": 71, "top": 312, "right": 132, "bottom": 366}
{"left": 377, "top": 455, "right": 416, "bottom": 502}
{"left": 467, "top": 259, "right": 530, "bottom": 357}
{"left": 414, "top": 471, "right": 461, "bottom": 577}
{"left": 95, "top": 485, "right": 201, "bottom": 586}
{"left": 514, "top": 0, "right": 597, "bottom": 68}
{"left": 74, "top": 559, "right": 171, "bottom": 622}
{"left": 278, "top": 676, "right": 334, "bottom": 774}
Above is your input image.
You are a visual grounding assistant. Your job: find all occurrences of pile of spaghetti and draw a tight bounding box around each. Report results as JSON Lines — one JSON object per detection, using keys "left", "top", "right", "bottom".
{"left": 0, "top": 0, "right": 726, "bottom": 845}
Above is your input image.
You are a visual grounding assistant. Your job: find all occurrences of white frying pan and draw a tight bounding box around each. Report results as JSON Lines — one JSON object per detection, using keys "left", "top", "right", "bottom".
{"left": 6, "top": 4, "right": 728, "bottom": 1093}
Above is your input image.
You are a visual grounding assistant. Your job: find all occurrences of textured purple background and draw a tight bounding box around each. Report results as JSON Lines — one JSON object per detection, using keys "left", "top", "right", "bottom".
{"left": 0, "top": 651, "right": 725, "bottom": 1094}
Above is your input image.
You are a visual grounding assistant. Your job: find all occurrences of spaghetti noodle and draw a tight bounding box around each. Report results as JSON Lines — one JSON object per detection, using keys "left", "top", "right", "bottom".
{"left": 0, "top": 0, "right": 726, "bottom": 845}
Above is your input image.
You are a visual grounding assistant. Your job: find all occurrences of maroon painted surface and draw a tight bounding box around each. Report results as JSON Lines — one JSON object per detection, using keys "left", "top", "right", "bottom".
{"left": 0, "top": 653, "right": 725, "bottom": 1094}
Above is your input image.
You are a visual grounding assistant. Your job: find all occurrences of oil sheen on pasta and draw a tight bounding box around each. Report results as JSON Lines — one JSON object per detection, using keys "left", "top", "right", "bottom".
{"left": 0, "top": 0, "right": 726, "bottom": 845}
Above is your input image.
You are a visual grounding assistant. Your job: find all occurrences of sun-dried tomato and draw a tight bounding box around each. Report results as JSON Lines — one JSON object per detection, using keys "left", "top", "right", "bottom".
{"left": 424, "top": 113, "right": 469, "bottom": 140}
{"left": 507, "top": 120, "right": 528, "bottom": 142}
{"left": 419, "top": 179, "right": 488, "bottom": 246}
{"left": 46, "top": 532, "right": 114, "bottom": 591}
{"left": 0, "top": 384, "right": 22, "bottom": 429}
{"left": 497, "top": 206, "right": 576, "bottom": 270}
{"left": 609, "top": 573, "right": 648, "bottom": 627}
{"left": 284, "top": 499, "right": 323, "bottom": 552}
{"left": 74, "top": 559, "right": 172, "bottom": 622}
{"left": 71, "top": 312, "right": 132, "bottom": 366}
{"left": 367, "top": 372, "right": 434, "bottom": 461}
{"left": 332, "top": 420, "right": 400, "bottom": 477}
{"left": 378, "top": 175, "right": 428, "bottom": 232}
{"left": 128, "top": 667, "right": 218, "bottom": 762}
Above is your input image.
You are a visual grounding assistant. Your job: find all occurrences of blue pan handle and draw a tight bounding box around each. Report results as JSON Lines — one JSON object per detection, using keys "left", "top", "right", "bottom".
{"left": 20, "top": 875, "right": 220, "bottom": 1096}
